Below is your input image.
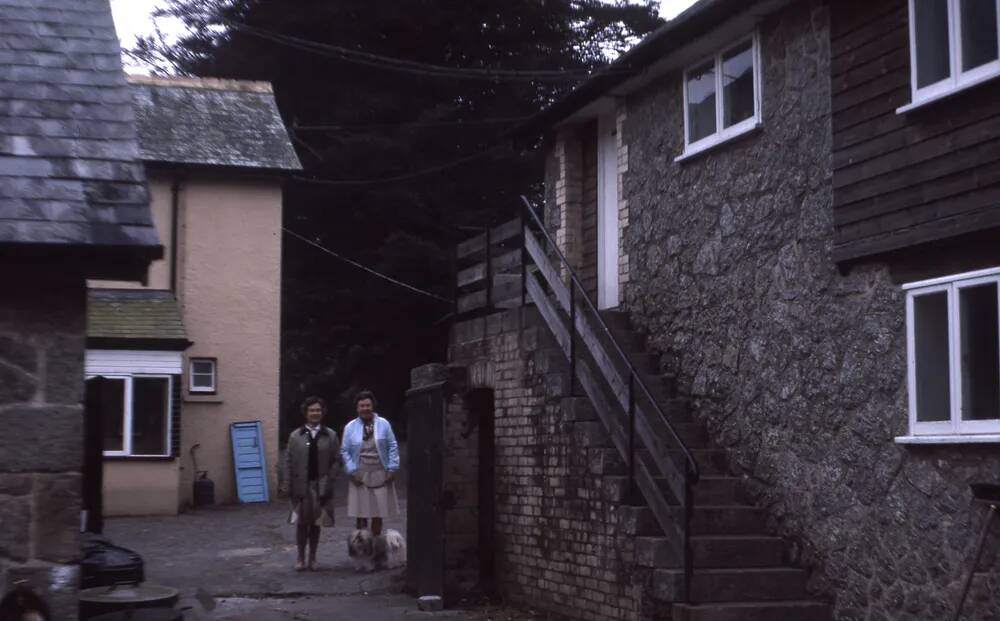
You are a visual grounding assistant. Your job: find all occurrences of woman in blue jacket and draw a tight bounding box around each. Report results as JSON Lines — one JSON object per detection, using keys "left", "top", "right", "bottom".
{"left": 341, "top": 390, "right": 400, "bottom": 536}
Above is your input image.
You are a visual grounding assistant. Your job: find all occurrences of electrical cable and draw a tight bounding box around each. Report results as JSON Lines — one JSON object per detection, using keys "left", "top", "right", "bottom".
{"left": 282, "top": 228, "right": 453, "bottom": 304}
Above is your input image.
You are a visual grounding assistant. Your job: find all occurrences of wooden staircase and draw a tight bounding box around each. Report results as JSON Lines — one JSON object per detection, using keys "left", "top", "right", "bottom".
{"left": 455, "top": 201, "right": 832, "bottom": 619}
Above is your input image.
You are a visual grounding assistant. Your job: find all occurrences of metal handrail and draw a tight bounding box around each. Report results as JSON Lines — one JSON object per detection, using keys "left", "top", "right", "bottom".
{"left": 519, "top": 195, "right": 700, "bottom": 483}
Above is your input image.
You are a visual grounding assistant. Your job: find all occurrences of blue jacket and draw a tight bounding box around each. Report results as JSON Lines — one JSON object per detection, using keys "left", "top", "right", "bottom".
{"left": 340, "top": 414, "right": 399, "bottom": 474}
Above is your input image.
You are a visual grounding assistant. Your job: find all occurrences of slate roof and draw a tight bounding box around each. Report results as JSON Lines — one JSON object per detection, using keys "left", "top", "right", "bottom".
{"left": 0, "top": 0, "right": 160, "bottom": 254}
{"left": 128, "top": 76, "right": 302, "bottom": 171}
{"left": 87, "top": 289, "right": 187, "bottom": 343}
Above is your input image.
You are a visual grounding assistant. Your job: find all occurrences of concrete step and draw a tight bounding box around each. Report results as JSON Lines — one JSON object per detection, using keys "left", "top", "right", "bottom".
{"left": 670, "top": 449, "right": 730, "bottom": 476}
{"left": 573, "top": 421, "right": 614, "bottom": 448}
{"left": 561, "top": 396, "right": 598, "bottom": 423}
{"left": 690, "top": 506, "right": 768, "bottom": 536}
{"left": 619, "top": 505, "right": 661, "bottom": 537}
{"left": 634, "top": 536, "right": 786, "bottom": 569}
{"left": 657, "top": 476, "right": 744, "bottom": 505}
{"left": 588, "top": 448, "right": 627, "bottom": 476}
{"left": 653, "top": 567, "right": 809, "bottom": 602}
{"left": 672, "top": 601, "right": 832, "bottom": 621}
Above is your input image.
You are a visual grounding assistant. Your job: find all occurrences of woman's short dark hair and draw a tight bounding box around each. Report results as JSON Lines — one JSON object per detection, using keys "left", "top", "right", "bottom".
{"left": 354, "top": 390, "right": 377, "bottom": 409}
{"left": 300, "top": 396, "right": 326, "bottom": 415}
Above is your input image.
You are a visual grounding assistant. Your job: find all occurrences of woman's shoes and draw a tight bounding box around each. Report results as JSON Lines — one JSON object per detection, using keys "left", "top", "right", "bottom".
{"left": 307, "top": 559, "right": 318, "bottom": 571}
{"left": 294, "top": 560, "right": 306, "bottom": 572}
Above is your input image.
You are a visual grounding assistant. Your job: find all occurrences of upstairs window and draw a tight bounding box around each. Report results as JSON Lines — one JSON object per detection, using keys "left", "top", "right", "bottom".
{"left": 680, "top": 34, "right": 761, "bottom": 159}
{"left": 905, "top": 268, "right": 1000, "bottom": 437}
{"left": 189, "top": 358, "right": 217, "bottom": 394}
{"left": 906, "top": 0, "right": 1000, "bottom": 108}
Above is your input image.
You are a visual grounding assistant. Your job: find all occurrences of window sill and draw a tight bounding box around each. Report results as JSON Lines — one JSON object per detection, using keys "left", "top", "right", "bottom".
{"left": 103, "top": 455, "right": 176, "bottom": 462}
{"left": 895, "top": 434, "right": 1000, "bottom": 445}
{"left": 184, "top": 395, "right": 224, "bottom": 404}
{"left": 674, "top": 121, "right": 762, "bottom": 163}
{"left": 897, "top": 69, "right": 1000, "bottom": 114}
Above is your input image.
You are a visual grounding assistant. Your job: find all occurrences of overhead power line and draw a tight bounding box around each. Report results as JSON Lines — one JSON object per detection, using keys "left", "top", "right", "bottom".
{"left": 292, "top": 142, "right": 510, "bottom": 186}
{"left": 222, "top": 20, "right": 635, "bottom": 82}
{"left": 283, "top": 228, "right": 452, "bottom": 304}
{"left": 291, "top": 116, "right": 531, "bottom": 132}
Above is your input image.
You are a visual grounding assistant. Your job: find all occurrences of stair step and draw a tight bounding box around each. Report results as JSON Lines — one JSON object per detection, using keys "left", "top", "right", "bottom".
{"left": 589, "top": 448, "right": 626, "bottom": 475}
{"left": 691, "top": 506, "right": 767, "bottom": 536}
{"left": 602, "top": 476, "right": 635, "bottom": 503}
{"left": 600, "top": 309, "right": 631, "bottom": 330}
{"left": 656, "top": 476, "right": 743, "bottom": 505}
{"left": 618, "top": 505, "right": 661, "bottom": 536}
{"left": 671, "top": 449, "right": 729, "bottom": 476}
{"left": 561, "top": 396, "right": 598, "bottom": 423}
{"left": 672, "top": 600, "right": 832, "bottom": 621}
{"left": 573, "top": 421, "right": 613, "bottom": 448}
{"left": 635, "top": 535, "right": 785, "bottom": 569}
{"left": 653, "top": 567, "right": 808, "bottom": 602}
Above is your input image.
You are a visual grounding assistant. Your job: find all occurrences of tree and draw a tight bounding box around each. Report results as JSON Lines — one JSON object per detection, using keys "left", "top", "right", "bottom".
{"left": 135, "top": 0, "right": 661, "bottom": 437}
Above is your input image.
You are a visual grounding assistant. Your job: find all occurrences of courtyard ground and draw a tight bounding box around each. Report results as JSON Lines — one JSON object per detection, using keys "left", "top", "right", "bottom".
{"left": 104, "top": 480, "right": 537, "bottom": 620}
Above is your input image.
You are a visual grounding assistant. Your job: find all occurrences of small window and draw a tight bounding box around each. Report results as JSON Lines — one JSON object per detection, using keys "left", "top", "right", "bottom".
{"left": 87, "top": 375, "right": 172, "bottom": 457}
{"left": 680, "top": 34, "right": 761, "bottom": 159}
{"left": 189, "top": 358, "right": 217, "bottom": 394}
{"left": 906, "top": 0, "right": 1000, "bottom": 106}
{"left": 905, "top": 268, "right": 1000, "bottom": 437}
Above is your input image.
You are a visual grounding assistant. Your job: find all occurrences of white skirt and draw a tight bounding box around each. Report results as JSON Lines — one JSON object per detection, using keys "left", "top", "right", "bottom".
{"left": 347, "top": 462, "right": 399, "bottom": 519}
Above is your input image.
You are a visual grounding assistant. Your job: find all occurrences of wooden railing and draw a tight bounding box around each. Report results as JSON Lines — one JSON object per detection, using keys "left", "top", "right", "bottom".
{"left": 454, "top": 197, "right": 699, "bottom": 600}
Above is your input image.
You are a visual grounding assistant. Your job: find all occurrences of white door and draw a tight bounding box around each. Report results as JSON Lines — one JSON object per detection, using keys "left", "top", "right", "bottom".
{"left": 596, "top": 114, "right": 620, "bottom": 310}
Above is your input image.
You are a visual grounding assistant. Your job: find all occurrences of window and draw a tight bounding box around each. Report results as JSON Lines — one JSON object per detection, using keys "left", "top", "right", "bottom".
{"left": 189, "top": 358, "right": 216, "bottom": 393}
{"left": 679, "top": 34, "right": 761, "bottom": 159}
{"left": 905, "top": 268, "right": 1000, "bottom": 437}
{"left": 86, "top": 375, "right": 172, "bottom": 457}
{"left": 905, "top": 0, "right": 1000, "bottom": 109}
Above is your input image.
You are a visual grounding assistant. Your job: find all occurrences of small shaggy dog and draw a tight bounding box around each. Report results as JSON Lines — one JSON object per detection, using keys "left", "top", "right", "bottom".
{"left": 348, "top": 528, "right": 406, "bottom": 571}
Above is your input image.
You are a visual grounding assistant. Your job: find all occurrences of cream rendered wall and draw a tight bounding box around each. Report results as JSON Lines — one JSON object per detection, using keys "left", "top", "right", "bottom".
{"left": 103, "top": 460, "right": 180, "bottom": 516}
{"left": 89, "top": 178, "right": 174, "bottom": 290}
{"left": 174, "top": 177, "right": 282, "bottom": 507}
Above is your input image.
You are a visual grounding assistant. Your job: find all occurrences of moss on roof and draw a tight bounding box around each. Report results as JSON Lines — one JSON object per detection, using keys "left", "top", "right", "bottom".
{"left": 87, "top": 289, "right": 187, "bottom": 341}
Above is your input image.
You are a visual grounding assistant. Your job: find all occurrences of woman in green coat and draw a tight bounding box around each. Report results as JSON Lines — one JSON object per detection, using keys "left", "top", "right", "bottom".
{"left": 282, "top": 396, "right": 341, "bottom": 571}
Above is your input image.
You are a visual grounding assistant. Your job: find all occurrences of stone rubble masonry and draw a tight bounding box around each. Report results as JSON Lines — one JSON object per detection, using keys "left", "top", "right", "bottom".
{"left": 447, "top": 308, "right": 652, "bottom": 621}
{"left": 614, "top": 1, "right": 1000, "bottom": 619}
{"left": 0, "top": 267, "right": 85, "bottom": 621}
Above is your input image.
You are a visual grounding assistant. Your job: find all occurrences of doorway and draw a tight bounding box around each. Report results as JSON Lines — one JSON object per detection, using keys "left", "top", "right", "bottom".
{"left": 596, "top": 113, "right": 620, "bottom": 310}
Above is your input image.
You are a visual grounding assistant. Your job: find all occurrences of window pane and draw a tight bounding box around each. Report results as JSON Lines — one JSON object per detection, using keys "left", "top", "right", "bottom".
{"left": 914, "top": 0, "right": 952, "bottom": 87}
{"left": 192, "top": 374, "right": 213, "bottom": 388}
{"left": 191, "top": 361, "right": 213, "bottom": 374}
{"left": 89, "top": 377, "right": 125, "bottom": 451}
{"left": 914, "top": 292, "right": 951, "bottom": 422}
{"left": 722, "top": 41, "right": 755, "bottom": 128}
{"left": 687, "top": 60, "right": 717, "bottom": 142}
{"left": 132, "top": 378, "right": 169, "bottom": 455}
{"left": 959, "top": 283, "right": 999, "bottom": 421}
{"left": 960, "top": 0, "right": 999, "bottom": 71}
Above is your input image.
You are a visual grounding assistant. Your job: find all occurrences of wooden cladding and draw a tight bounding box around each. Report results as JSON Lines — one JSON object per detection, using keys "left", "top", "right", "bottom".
{"left": 831, "top": 0, "right": 1000, "bottom": 263}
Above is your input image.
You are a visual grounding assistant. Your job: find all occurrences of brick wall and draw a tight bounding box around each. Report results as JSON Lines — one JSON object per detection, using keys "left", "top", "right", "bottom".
{"left": 446, "top": 309, "right": 654, "bottom": 620}
{"left": 0, "top": 266, "right": 85, "bottom": 620}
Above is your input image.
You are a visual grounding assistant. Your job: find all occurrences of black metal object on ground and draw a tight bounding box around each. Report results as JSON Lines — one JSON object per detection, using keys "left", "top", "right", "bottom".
{"left": 79, "top": 584, "right": 178, "bottom": 620}
{"left": 81, "top": 532, "right": 145, "bottom": 590}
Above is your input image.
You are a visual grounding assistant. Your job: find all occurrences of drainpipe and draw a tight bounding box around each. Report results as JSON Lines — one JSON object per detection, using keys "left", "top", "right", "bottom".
{"left": 169, "top": 174, "right": 181, "bottom": 293}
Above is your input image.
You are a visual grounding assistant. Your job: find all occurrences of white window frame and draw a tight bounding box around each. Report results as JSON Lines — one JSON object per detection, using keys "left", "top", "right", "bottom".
{"left": 677, "top": 32, "right": 762, "bottom": 161}
{"left": 88, "top": 374, "right": 173, "bottom": 457}
{"left": 904, "top": 266, "right": 1000, "bottom": 439}
{"left": 188, "top": 358, "right": 217, "bottom": 394}
{"left": 900, "top": 0, "right": 1000, "bottom": 112}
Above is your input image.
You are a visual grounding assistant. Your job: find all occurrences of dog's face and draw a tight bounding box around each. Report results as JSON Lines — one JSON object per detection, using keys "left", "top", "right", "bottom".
{"left": 348, "top": 529, "right": 373, "bottom": 558}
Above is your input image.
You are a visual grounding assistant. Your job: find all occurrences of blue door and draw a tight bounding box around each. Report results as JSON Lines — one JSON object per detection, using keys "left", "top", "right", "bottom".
{"left": 230, "top": 421, "right": 270, "bottom": 503}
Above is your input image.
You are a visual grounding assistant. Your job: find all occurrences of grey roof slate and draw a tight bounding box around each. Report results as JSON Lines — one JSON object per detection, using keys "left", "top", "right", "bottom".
{"left": 0, "top": 0, "right": 159, "bottom": 252}
{"left": 128, "top": 76, "right": 302, "bottom": 171}
{"left": 87, "top": 289, "right": 187, "bottom": 341}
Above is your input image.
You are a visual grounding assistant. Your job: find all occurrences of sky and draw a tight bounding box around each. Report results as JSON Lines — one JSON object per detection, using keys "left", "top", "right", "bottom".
{"left": 110, "top": 0, "right": 701, "bottom": 69}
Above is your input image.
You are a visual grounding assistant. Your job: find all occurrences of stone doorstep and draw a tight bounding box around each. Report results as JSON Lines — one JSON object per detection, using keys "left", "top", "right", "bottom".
{"left": 653, "top": 567, "right": 809, "bottom": 603}
{"left": 672, "top": 600, "right": 833, "bottom": 621}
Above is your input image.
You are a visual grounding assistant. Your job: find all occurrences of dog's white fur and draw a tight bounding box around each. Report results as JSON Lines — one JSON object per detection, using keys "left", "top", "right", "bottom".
{"left": 348, "top": 528, "right": 406, "bottom": 571}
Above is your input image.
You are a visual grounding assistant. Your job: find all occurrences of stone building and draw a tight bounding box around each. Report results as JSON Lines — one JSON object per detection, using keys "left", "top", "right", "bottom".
{"left": 87, "top": 76, "right": 301, "bottom": 515}
{"left": 0, "top": 0, "right": 161, "bottom": 617}
{"left": 435, "top": 0, "right": 1000, "bottom": 619}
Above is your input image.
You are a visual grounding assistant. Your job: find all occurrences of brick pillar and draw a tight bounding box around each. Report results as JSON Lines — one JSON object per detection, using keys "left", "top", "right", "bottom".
{"left": 0, "top": 266, "right": 85, "bottom": 620}
{"left": 616, "top": 103, "right": 630, "bottom": 306}
{"left": 552, "top": 128, "right": 584, "bottom": 283}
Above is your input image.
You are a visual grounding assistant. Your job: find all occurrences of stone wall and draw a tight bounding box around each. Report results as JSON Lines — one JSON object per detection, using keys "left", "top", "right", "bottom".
{"left": 616, "top": 1, "right": 1000, "bottom": 619}
{"left": 0, "top": 266, "right": 85, "bottom": 620}
{"left": 447, "top": 309, "right": 651, "bottom": 620}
